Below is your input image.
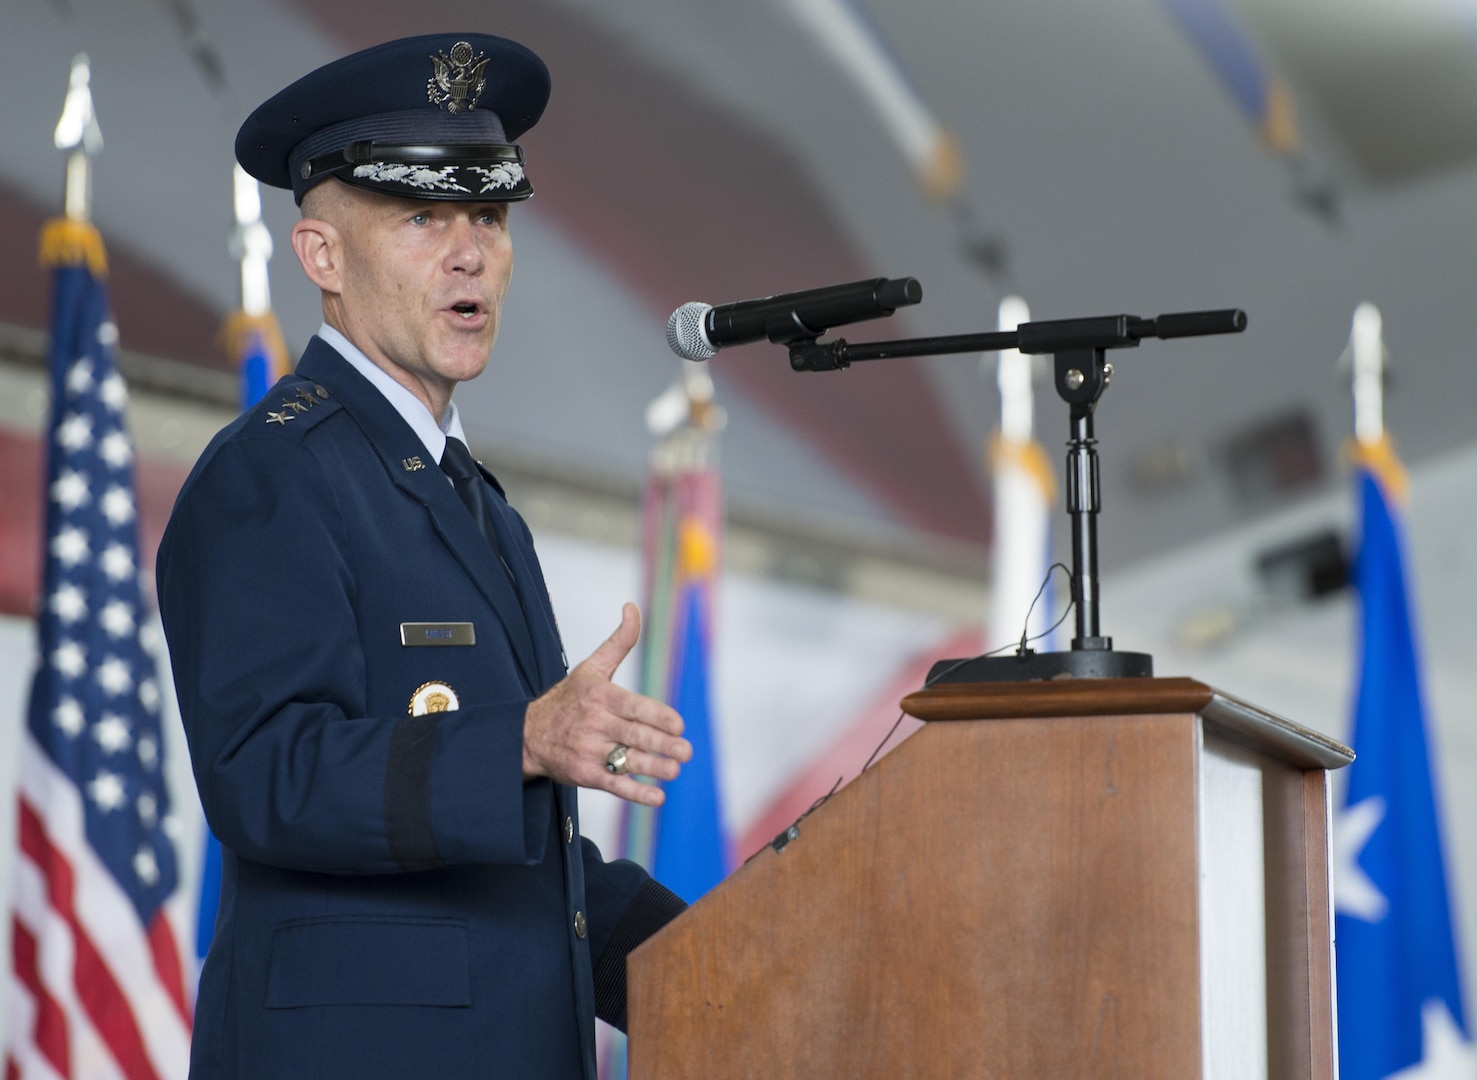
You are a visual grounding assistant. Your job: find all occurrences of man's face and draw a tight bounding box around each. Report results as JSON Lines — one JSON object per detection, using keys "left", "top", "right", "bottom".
{"left": 308, "top": 186, "right": 514, "bottom": 413}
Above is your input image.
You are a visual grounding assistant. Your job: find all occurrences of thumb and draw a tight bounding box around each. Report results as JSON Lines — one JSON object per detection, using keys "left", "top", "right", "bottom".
{"left": 584, "top": 602, "right": 640, "bottom": 679}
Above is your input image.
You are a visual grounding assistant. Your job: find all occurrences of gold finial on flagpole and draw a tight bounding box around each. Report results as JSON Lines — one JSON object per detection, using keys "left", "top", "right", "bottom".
{"left": 54, "top": 53, "right": 103, "bottom": 223}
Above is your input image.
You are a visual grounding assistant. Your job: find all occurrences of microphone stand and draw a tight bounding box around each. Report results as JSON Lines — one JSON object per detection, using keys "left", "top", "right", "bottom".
{"left": 786, "top": 308, "right": 1247, "bottom": 682}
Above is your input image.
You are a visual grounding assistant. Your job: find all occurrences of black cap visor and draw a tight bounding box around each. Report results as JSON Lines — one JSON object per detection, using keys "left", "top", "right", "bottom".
{"left": 300, "top": 141, "right": 532, "bottom": 202}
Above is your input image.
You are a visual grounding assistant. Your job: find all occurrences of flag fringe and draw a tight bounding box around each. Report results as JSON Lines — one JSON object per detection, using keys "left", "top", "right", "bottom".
{"left": 1347, "top": 434, "right": 1409, "bottom": 505}
{"left": 989, "top": 432, "right": 1057, "bottom": 501}
{"left": 220, "top": 310, "right": 291, "bottom": 377}
{"left": 38, "top": 218, "right": 108, "bottom": 276}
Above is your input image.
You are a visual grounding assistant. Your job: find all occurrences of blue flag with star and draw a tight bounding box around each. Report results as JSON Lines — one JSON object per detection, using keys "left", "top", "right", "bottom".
{"left": 1335, "top": 441, "right": 1472, "bottom": 1078}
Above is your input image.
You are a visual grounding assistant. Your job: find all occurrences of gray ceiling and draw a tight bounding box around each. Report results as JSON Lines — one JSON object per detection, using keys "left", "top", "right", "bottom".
{"left": 5, "top": 0, "right": 1477, "bottom": 577}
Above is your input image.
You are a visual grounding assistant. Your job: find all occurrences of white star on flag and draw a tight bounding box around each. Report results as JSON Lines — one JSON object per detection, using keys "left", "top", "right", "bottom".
{"left": 132, "top": 846, "right": 160, "bottom": 887}
{"left": 98, "top": 429, "right": 133, "bottom": 468}
{"left": 136, "top": 734, "right": 159, "bottom": 769}
{"left": 100, "top": 543, "right": 134, "bottom": 582}
{"left": 50, "top": 583, "right": 87, "bottom": 623}
{"left": 50, "top": 525, "right": 89, "bottom": 566}
{"left": 100, "top": 485, "right": 135, "bottom": 525}
{"left": 138, "top": 678, "right": 160, "bottom": 712}
{"left": 51, "top": 640, "right": 86, "bottom": 679}
{"left": 96, "top": 656, "right": 133, "bottom": 696}
{"left": 56, "top": 412, "right": 94, "bottom": 451}
{"left": 87, "top": 771, "right": 127, "bottom": 812}
{"left": 100, "top": 600, "right": 135, "bottom": 638}
{"left": 136, "top": 791, "right": 157, "bottom": 826}
{"left": 93, "top": 713, "right": 132, "bottom": 754}
{"left": 65, "top": 357, "right": 93, "bottom": 393}
{"left": 1334, "top": 795, "right": 1389, "bottom": 922}
{"left": 51, "top": 469, "right": 91, "bottom": 510}
{"left": 52, "top": 696, "right": 85, "bottom": 737}
{"left": 99, "top": 371, "right": 128, "bottom": 410}
{"left": 1388, "top": 999, "right": 1477, "bottom": 1078}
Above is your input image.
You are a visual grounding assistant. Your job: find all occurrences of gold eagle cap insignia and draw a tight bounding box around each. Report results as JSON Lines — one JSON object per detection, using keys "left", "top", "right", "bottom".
{"left": 428, "top": 41, "right": 490, "bottom": 114}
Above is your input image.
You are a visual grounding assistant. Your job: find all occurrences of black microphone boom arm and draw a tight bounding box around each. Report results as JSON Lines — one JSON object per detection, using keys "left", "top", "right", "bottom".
{"left": 782, "top": 306, "right": 1248, "bottom": 682}
{"left": 785, "top": 308, "right": 1246, "bottom": 372}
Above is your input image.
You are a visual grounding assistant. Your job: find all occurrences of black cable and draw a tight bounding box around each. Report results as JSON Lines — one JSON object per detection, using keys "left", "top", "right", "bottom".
{"left": 762, "top": 563, "right": 1079, "bottom": 855}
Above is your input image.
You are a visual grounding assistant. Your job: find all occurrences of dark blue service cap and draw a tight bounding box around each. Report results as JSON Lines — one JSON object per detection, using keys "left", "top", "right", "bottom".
{"left": 235, "top": 34, "right": 550, "bottom": 204}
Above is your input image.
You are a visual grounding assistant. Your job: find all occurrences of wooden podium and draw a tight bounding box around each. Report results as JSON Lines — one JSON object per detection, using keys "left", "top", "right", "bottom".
{"left": 626, "top": 677, "right": 1353, "bottom": 1079}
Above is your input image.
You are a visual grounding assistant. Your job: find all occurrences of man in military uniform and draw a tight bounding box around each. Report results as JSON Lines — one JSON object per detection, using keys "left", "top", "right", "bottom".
{"left": 157, "top": 33, "right": 691, "bottom": 1080}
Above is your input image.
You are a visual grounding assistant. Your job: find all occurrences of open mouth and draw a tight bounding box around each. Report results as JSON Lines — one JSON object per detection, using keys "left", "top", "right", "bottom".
{"left": 450, "top": 301, "right": 483, "bottom": 320}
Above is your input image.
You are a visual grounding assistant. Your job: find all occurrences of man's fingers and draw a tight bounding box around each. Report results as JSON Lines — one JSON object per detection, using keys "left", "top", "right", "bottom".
{"left": 607, "top": 685, "right": 685, "bottom": 739}
{"left": 582, "top": 602, "right": 640, "bottom": 680}
{"left": 607, "top": 776, "right": 667, "bottom": 807}
{"left": 617, "top": 748, "right": 682, "bottom": 783}
{"left": 612, "top": 719, "right": 691, "bottom": 765}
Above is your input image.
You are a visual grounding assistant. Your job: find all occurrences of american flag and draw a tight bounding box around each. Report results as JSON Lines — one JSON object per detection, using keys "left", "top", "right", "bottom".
{"left": 6, "top": 224, "right": 192, "bottom": 1079}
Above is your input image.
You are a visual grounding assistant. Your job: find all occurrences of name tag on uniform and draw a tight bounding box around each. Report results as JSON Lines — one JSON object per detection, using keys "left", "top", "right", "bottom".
{"left": 400, "top": 622, "right": 476, "bottom": 647}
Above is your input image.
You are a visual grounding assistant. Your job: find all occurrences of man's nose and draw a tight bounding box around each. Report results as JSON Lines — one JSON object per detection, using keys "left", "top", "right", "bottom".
{"left": 443, "top": 214, "right": 485, "bottom": 274}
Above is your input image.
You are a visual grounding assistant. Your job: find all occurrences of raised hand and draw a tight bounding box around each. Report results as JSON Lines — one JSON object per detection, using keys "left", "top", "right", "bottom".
{"left": 521, "top": 603, "right": 691, "bottom": 806}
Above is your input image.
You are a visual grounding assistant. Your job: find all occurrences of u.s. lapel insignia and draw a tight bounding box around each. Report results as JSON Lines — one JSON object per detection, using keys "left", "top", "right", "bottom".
{"left": 266, "top": 411, "right": 293, "bottom": 426}
{"left": 427, "top": 41, "right": 489, "bottom": 113}
{"left": 409, "top": 681, "right": 459, "bottom": 717}
{"left": 403, "top": 456, "right": 425, "bottom": 472}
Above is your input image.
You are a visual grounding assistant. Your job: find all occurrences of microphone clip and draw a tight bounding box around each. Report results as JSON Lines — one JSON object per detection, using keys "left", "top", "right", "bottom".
{"left": 787, "top": 338, "right": 849, "bottom": 373}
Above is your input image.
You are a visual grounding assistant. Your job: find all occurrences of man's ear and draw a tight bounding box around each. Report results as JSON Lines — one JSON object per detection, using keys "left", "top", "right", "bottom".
{"left": 290, "top": 216, "right": 343, "bottom": 295}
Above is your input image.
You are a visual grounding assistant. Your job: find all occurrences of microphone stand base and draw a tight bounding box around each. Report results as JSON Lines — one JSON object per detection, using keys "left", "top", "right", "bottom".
{"left": 927, "top": 649, "right": 1154, "bottom": 684}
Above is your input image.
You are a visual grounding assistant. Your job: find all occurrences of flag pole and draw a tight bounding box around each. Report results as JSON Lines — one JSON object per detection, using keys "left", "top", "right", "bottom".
{"left": 985, "top": 296, "right": 1057, "bottom": 654}
{"left": 40, "top": 54, "right": 109, "bottom": 276}
{"left": 55, "top": 53, "right": 102, "bottom": 223}
{"left": 1350, "top": 302, "right": 1383, "bottom": 447}
{"left": 223, "top": 165, "right": 289, "bottom": 408}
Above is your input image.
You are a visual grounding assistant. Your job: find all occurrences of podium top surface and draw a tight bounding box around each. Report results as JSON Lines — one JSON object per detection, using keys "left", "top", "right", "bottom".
{"left": 901, "top": 676, "right": 1353, "bottom": 771}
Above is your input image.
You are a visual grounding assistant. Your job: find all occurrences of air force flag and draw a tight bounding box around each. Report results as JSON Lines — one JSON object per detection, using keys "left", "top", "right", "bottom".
{"left": 1335, "top": 441, "right": 1472, "bottom": 1079}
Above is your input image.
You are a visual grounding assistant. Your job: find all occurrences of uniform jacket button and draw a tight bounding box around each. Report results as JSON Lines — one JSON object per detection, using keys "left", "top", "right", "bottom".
{"left": 564, "top": 816, "right": 574, "bottom": 844}
{"left": 574, "top": 911, "right": 587, "bottom": 939}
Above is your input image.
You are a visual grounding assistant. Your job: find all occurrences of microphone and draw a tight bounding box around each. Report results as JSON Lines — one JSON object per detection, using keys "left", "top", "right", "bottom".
{"left": 666, "top": 277, "right": 922, "bottom": 361}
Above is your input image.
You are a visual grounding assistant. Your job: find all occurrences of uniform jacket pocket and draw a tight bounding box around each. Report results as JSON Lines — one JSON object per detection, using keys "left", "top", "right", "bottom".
{"left": 264, "top": 915, "right": 470, "bottom": 1008}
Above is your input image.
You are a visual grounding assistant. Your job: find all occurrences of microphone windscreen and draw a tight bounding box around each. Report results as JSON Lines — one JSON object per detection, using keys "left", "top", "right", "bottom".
{"left": 666, "top": 302, "right": 717, "bottom": 361}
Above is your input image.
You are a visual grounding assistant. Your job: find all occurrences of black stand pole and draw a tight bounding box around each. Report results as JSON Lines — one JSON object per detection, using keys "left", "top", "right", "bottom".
{"left": 784, "top": 307, "right": 1244, "bottom": 683}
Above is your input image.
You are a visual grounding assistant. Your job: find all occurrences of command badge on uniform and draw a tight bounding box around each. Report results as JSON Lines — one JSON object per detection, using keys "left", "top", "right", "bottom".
{"left": 409, "top": 681, "right": 459, "bottom": 716}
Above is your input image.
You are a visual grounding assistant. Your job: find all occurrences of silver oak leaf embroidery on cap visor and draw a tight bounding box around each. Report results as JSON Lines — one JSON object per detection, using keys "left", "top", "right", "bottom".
{"left": 351, "top": 162, "right": 470, "bottom": 193}
{"left": 468, "top": 163, "right": 525, "bottom": 193}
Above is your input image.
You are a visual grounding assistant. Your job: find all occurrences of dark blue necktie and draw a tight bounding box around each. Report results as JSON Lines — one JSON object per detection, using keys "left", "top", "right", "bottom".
{"left": 439, "top": 436, "right": 523, "bottom": 606}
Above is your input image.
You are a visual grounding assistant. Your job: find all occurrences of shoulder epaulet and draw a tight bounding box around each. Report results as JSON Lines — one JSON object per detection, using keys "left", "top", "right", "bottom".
{"left": 253, "top": 376, "right": 342, "bottom": 437}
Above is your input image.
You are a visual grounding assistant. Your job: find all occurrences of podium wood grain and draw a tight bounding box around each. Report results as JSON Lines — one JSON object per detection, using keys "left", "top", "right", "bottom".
{"left": 628, "top": 712, "right": 1205, "bottom": 1078}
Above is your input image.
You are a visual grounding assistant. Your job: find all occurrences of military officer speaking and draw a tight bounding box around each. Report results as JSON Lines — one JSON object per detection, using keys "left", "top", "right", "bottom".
{"left": 157, "top": 33, "right": 692, "bottom": 1080}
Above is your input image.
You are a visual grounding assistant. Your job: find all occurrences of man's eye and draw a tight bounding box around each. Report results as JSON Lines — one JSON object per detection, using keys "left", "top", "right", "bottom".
{"left": 409, "top": 213, "right": 430, "bottom": 226}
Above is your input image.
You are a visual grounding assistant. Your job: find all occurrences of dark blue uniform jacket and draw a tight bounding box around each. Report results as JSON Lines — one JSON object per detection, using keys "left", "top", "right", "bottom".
{"left": 157, "top": 338, "right": 682, "bottom": 1080}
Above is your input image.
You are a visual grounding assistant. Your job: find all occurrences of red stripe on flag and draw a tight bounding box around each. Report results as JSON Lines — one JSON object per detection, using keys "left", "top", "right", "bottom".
{"left": 10, "top": 915, "right": 72, "bottom": 1076}
{"left": 147, "top": 912, "right": 192, "bottom": 1025}
{"left": 18, "top": 798, "right": 164, "bottom": 1080}
{"left": 5, "top": 1055, "right": 18, "bottom": 1080}
{"left": 737, "top": 627, "right": 982, "bottom": 861}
